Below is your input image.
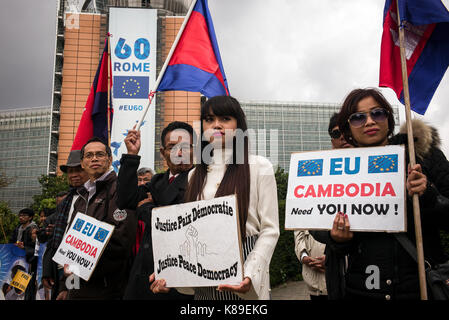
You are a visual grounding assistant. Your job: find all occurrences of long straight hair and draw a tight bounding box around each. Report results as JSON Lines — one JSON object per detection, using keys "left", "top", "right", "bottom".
{"left": 184, "top": 96, "right": 250, "bottom": 238}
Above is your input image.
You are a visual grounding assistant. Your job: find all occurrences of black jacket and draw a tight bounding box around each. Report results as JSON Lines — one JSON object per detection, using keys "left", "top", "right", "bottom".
{"left": 66, "top": 171, "right": 137, "bottom": 300}
{"left": 117, "top": 153, "right": 193, "bottom": 300}
{"left": 313, "top": 120, "right": 449, "bottom": 300}
{"left": 10, "top": 222, "right": 38, "bottom": 264}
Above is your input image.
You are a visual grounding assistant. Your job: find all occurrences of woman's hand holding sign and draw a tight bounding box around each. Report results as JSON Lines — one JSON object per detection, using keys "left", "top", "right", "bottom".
{"left": 406, "top": 164, "right": 427, "bottom": 197}
{"left": 149, "top": 273, "right": 252, "bottom": 295}
{"left": 330, "top": 212, "right": 353, "bottom": 243}
{"left": 149, "top": 273, "right": 170, "bottom": 294}
{"left": 217, "top": 277, "right": 252, "bottom": 294}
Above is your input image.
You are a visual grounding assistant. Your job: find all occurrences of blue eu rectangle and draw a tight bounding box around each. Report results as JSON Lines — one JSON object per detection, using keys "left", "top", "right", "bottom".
{"left": 297, "top": 159, "right": 323, "bottom": 177}
{"left": 93, "top": 227, "right": 109, "bottom": 243}
{"left": 113, "top": 76, "right": 149, "bottom": 99}
{"left": 73, "top": 218, "right": 85, "bottom": 232}
{"left": 368, "top": 154, "right": 398, "bottom": 173}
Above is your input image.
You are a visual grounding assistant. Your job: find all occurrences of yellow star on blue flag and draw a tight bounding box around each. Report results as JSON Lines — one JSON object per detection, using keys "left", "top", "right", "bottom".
{"left": 93, "top": 227, "right": 110, "bottom": 243}
{"left": 113, "top": 76, "right": 149, "bottom": 99}
{"left": 297, "top": 159, "right": 323, "bottom": 177}
{"left": 368, "top": 154, "right": 398, "bottom": 173}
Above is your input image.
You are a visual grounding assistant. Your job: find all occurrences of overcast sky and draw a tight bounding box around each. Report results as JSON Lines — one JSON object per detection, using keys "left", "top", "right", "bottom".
{"left": 1, "top": 0, "right": 448, "bottom": 156}
{"left": 0, "top": 0, "right": 58, "bottom": 109}
{"left": 208, "top": 0, "right": 449, "bottom": 156}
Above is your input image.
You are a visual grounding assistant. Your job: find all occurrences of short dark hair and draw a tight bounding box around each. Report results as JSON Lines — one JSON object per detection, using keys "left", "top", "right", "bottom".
{"left": 19, "top": 208, "right": 34, "bottom": 217}
{"left": 80, "top": 137, "right": 112, "bottom": 159}
{"left": 328, "top": 112, "right": 339, "bottom": 136}
{"left": 160, "top": 121, "right": 194, "bottom": 148}
{"left": 337, "top": 88, "right": 395, "bottom": 145}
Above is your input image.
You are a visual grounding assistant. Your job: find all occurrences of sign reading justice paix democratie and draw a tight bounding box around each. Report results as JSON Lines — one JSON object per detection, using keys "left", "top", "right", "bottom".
{"left": 152, "top": 195, "right": 244, "bottom": 288}
{"left": 285, "top": 145, "right": 406, "bottom": 232}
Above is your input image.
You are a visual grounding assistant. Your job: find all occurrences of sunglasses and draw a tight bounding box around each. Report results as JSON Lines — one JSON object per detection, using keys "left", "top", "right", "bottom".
{"left": 348, "top": 108, "right": 389, "bottom": 128}
{"left": 330, "top": 129, "right": 342, "bottom": 139}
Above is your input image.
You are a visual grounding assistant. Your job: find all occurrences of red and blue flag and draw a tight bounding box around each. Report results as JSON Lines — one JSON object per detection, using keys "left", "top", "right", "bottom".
{"left": 72, "top": 38, "right": 112, "bottom": 150}
{"left": 379, "top": 0, "right": 449, "bottom": 115}
{"left": 157, "top": 0, "right": 230, "bottom": 97}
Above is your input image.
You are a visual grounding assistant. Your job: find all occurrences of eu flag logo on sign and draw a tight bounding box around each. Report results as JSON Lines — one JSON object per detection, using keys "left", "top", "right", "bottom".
{"left": 93, "top": 227, "right": 109, "bottom": 243}
{"left": 297, "top": 159, "right": 323, "bottom": 177}
{"left": 73, "top": 218, "right": 85, "bottom": 232}
{"left": 368, "top": 154, "right": 398, "bottom": 173}
{"left": 113, "top": 76, "right": 149, "bottom": 99}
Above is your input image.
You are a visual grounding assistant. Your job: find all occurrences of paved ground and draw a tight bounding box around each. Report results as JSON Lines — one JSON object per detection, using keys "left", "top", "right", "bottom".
{"left": 271, "top": 280, "right": 310, "bottom": 300}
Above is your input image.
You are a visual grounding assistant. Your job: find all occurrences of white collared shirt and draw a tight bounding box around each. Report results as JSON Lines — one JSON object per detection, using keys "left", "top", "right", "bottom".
{"left": 84, "top": 168, "right": 114, "bottom": 202}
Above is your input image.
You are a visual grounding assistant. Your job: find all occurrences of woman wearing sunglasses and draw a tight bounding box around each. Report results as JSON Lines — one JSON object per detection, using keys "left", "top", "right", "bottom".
{"left": 316, "top": 88, "right": 449, "bottom": 300}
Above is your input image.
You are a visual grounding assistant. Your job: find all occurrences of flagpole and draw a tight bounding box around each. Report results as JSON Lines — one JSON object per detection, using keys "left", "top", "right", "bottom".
{"left": 396, "top": 0, "right": 428, "bottom": 300}
{"left": 135, "top": 0, "right": 199, "bottom": 131}
{"left": 107, "top": 33, "right": 112, "bottom": 145}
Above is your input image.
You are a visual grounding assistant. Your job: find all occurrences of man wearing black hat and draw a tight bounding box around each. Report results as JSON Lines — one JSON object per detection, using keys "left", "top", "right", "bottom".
{"left": 40, "top": 150, "right": 88, "bottom": 300}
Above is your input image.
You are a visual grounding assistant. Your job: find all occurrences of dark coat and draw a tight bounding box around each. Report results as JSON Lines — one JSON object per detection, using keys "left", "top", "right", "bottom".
{"left": 117, "top": 153, "right": 193, "bottom": 300}
{"left": 313, "top": 120, "right": 449, "bottom": 300}
{"left": 10, "top": 222, "right": 38, "bottom": 264}
{"left": 66, "top": 170, "right": 137, "bottom": 300}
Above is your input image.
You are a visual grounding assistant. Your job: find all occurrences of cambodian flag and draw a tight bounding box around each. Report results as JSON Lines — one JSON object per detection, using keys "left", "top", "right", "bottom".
{"left": 379, "top": 0, "right": 449, "bottom": 115}
{"left": 157, "top": 0, "right": 230, "bottom": 97}
{"left": 71, "top": 38, "right": 112, "bottom": 150}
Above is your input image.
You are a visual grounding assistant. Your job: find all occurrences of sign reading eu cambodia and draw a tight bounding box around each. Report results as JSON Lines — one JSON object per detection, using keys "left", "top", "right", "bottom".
{"left": 285, "top": 145, "right": 406, "bottom": 232}
{"left": 152, "top": 195, "right": 244, "bottom": 288}
{"left": 52, "top": 212, "right": 115, "bottom": 281}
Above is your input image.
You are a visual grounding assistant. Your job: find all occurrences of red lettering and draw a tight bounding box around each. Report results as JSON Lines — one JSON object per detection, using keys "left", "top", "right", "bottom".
{"left": 381, "top": 182, "right": 396, "bottom": 196}
{"left": 294, "top": 185, "right": 304, "bottom": 198}
{"left": 304, "top": 185, "right": 316, "bottom": 198}
{"left": 90, "top": 247, "right": 97, "bottom": 258}
{"left": 80, "top": 242, "right": 86, "bottom": 251}
{"left": 65, "top": 235, "right": 71, "bottom": 244}
{"left": 376, "top": 183, "right": 380, "bottom": 196}
{"left": 333, "top": 184, "right": 344, "bottom": 197}
{"left": 346, "top": 183, "right": 359, "bottom": 197}
{"left": 361, "top": 183, "right": 374, "bottom": 196}
{"left": 317, "top": 184, "right": 332, "bottom": 197}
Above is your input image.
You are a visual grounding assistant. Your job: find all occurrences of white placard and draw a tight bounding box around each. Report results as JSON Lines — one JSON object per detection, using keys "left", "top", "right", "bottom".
{"left": 52, "top": 212, "right": 115, "bottom": 281}
{"left": 109, "top": 8, "right": 158, "bottom": 172}
{"left": 285, "top": 145, "right": 406, "bottom": 232}
{"left": 152, "top": 195, "right": 243, "bottom": 287}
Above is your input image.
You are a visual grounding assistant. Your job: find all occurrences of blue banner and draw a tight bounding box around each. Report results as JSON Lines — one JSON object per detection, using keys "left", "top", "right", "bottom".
{"left": 0, "top": 243, "right": 47, "bottom": 300}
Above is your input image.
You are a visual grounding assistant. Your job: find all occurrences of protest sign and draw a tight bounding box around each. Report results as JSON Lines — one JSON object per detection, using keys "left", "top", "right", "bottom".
{"left": 285, "top": 145, "right": 406, "bottom": 232}
{"left": 109, "top": 8, "right": 158, "bottom": 172}
{"left": 10, "top": 270, "right": 31, "bottom": 293}
{"left": 152, "top": 195, "right": 243, "bottom": 287}
{"left": 52, "top": 212, "right": 114, "bottom": 281}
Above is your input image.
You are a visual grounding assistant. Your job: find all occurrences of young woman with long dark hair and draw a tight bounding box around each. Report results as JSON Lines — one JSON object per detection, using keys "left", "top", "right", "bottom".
{"left": 150, "top": 96, "right": 280, "bottom": 300}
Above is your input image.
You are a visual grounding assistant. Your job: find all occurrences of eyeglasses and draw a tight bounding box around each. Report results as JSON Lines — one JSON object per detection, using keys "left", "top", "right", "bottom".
{"left": 165, "top": 143, "right": 193, "bottom": 152}
{"left": 329, "top": 129, "right": 342, "bottom": 139}
{"left": 83, "top": 151, "right": 108, "bottom": 160}
{"left": 348, "top": 108, "right": 389, "bottom": 128}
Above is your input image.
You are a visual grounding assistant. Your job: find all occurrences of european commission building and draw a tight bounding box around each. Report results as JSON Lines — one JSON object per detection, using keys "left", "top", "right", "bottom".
{"left": 241, "top": 101, "right": 400, "bottom": 172}
{"left": 0, "top": 107, "right": 52, "bottom": 212}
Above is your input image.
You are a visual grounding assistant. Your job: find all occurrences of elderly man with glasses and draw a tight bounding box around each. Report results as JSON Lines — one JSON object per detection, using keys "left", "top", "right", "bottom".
{"left": 62, "top": 137, "right": 137, "bottom": 300}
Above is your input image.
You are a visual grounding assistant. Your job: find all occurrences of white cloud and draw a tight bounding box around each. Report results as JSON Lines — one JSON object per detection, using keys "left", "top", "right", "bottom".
{"left": 209, "top": 0, "right": 449, "bottom": 156}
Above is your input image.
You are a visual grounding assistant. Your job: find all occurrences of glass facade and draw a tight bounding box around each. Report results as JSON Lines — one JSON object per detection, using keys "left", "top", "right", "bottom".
{"left": 0, "top": 107, "right": 51, "bottom": 212}
{"left": 241, "top": 101, "right": 400, "bottom": 171}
